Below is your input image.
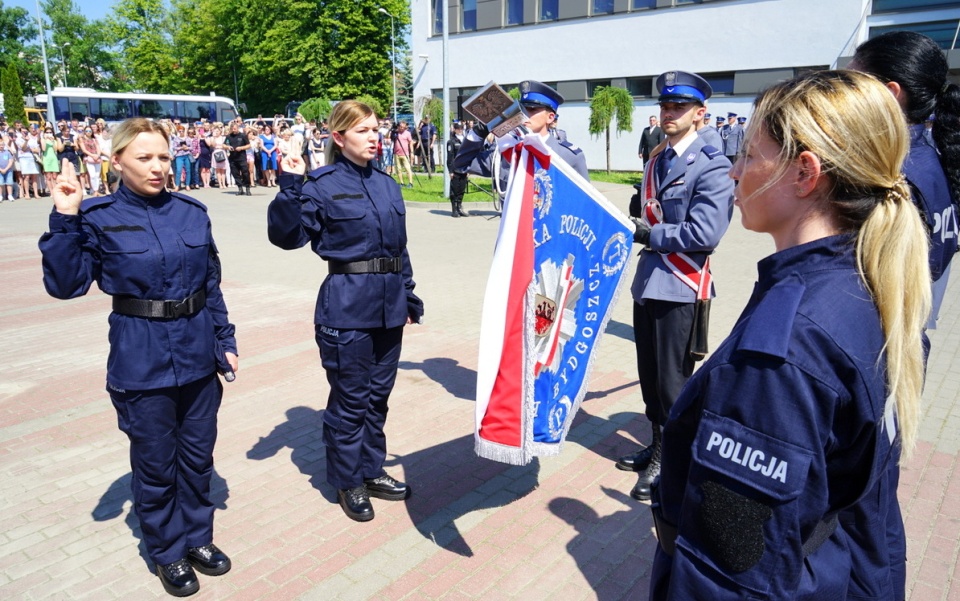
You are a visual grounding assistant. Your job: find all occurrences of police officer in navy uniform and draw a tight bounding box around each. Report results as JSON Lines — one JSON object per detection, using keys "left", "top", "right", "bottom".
{"left": 720, "top": 112, "right": 743, "bottom": 163}
{"left": 223, "top": 121, "right": 252, "bottom": 196}
{"left": 617, "top": 71, "right": 734, "bottom": 501}
{"left": 267, "top": 100, "right": 423, "bottom": 523}
{"left": 39, "top": 118, "right": 237, "bottom": 598}
{"left": 446, "top": 121, "right": 469, "bottom": 218}
{"left": 454, "top": 80, "right": 590, "bottom": 187}
{"left": 696, "top": 111, "right": 724, "bottom": 151}
{"left": 649, "top": 70, "right": 929, "bottom": 601}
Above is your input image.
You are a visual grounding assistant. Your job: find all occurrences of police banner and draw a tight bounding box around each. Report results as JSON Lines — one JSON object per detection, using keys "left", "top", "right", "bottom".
{"left": 475, "top": 134, "right": 633, "bottom": 465}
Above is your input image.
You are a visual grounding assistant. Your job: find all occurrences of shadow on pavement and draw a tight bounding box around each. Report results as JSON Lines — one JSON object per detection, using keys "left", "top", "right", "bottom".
{"left": 398, "top": 357, "right": 476, "bottom": 401}
{"left": 92, "top": 469, "right": 230, "bottom": 571}
{"left": 549, "top": 487, "right": 653, "bottom": 600}
{"left": 603, "top": 318, "right": 635, "bottom": 343}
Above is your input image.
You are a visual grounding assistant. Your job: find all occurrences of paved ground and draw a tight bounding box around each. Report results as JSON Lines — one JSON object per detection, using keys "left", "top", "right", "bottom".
{"left": 1, "top": 181, "right": 958, "bottom": 600}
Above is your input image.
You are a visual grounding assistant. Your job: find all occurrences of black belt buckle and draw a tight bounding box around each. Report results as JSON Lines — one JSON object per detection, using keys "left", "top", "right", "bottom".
{"left": 373, "top": 257, "right": 399, "bottom": 273}
{"left": 169, "top": 298, "right": 189, "bottom": 319}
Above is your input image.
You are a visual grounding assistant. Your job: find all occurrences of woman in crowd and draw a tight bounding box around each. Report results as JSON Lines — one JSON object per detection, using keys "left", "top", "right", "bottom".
{"left": 267, "top": 100, "right": 423, "bottom": 523}
{"left": 78, "top": 125, "right": 103, "bottom": 196}
{"left": 41, "top": 125, "right": 61, "bottom": 194}
{"left": 210, "top": 126, "right": 229, "bottom": 189}
{"left": 245, "top": 128, "right": 259, "bottom": 189}
{"left": 198, "top": 129, "right": 213, "bottom": 188}
{"left": 259, "top": 125, "right": 278, "bottom": 187}
{"left": 850, "top": 31, "right": 959, "bottom": 331}
{"left": 648, "top": 71, "right": 929, "bottom": 600}
{"left": 17, "top": 126, "right": 42, "bottom": 199}
{"left": 96, "top": 124, "right": 113, "bottom": 194}
{"left": 39, "top": 118, "right": 238, "bottom": 598}
{"left": 308, "top": 126, "right": 326, "bottom": 170}
{"left": 172, "top": 125, "right": 192, "bottom": 192}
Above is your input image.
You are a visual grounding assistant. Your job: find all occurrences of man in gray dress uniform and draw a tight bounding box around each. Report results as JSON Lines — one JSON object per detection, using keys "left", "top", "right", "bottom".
{"left": 720, "top": 112, "right": 744, "bottom": 163}
{"left": 618, "top": 70, "right": 734, "bottom": 501}
{"left": 453, "top": 80, "right": 589, "bottom": 185}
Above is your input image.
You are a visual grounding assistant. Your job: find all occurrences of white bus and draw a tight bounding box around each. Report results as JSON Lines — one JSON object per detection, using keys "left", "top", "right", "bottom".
{"left": 35, "top": 87, "right": 240, "bottom": 125}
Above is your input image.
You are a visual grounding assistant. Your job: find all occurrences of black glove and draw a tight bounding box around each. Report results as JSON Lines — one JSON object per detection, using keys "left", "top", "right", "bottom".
{"left": 473, "top": 122, "right": 490, "bottom": 139}
{"left": 629, "top": 193, "right": 644, "bottom": 218}
{"left": 632, "top": 217, "right": 651, "bottom": 245}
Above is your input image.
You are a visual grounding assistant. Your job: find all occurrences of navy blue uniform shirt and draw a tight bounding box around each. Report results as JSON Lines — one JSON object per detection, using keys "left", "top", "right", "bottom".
{"left": 39, "top": 185, "right": 237, "bottom": 391}
{"left": 267, "top": 156, "right": 423, "bottom": 329}
{"left": 651, "top": 236, "right": 902, "bottom": 600}
{"left": 904, "top": 123, "right": 958, "bottom": 283}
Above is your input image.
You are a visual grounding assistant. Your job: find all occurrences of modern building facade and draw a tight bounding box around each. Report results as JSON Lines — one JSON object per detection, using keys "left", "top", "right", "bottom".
{"left": 410, "top": 0, "right": 960, "bottom": 171}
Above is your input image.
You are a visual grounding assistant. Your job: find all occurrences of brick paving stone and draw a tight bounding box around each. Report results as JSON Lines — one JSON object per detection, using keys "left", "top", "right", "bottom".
{"left": 1, "top": 186, "right": 957, "bottom": 600}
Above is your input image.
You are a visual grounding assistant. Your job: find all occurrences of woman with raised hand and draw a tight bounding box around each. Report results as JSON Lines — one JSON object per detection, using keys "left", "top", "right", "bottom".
{"left": 267, "top": 100, "right": 423, "bottom": 523}
{"left": 39, "top": 118, "right": 238, "bottom": 598}
{"left": 648, "top": 71, "right": 930, "bottom": 600}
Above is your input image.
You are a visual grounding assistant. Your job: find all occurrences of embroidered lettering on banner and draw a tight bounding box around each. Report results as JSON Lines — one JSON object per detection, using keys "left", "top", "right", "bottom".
{"left": 705, "top": 431, "right": 788, "bottom": 484}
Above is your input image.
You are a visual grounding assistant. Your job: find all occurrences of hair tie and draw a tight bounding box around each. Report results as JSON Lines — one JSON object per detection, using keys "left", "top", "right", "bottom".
{"left": 941, "top": 82, "right": 951, "bottom": 96}
{"left": 884, "top": 174, "right": 910, "bottom": 205}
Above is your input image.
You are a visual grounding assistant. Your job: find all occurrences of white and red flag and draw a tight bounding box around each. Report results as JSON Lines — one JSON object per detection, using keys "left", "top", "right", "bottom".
{"left": 475, "top": 134, "right": 634, "bottom": 465}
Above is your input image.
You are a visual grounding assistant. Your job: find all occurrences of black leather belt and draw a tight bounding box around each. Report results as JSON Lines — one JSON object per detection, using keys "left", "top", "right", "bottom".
{"left": 112, "top": 290, "right": 206, "bottom": 319}
{"left": 328, "top": 257, "right": 402, "bottom": 274}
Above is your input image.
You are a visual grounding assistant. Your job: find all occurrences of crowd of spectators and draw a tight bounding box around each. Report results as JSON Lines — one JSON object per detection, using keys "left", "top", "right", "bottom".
{"left": 0, "top": 109, "right": 455, "bottom": 201}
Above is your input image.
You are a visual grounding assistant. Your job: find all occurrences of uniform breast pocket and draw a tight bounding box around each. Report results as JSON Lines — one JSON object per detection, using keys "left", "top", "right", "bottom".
{"left": 100, "top": 232, "right": 152, "bottom": 295}
{"left": 179, "top": 228, "right": 210, "bottom": 290}
{"left": 678, "top": 411, "right": 813, "bottom": 596}
{"left": 659, "top": 187, "right": 687, "bottom": 223}
{"left": 391, "top": 199, "right": 408, "bottom": 247}
{"left": 324, "top": 200, "right": 368, "bottom": 249}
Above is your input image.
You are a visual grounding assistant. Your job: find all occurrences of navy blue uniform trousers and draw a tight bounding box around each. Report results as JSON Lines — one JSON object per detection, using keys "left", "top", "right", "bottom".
{"left": 633, "top": 300, "right": 695, "bottom": 426}
{"left": 316, "top": 325, "right": 403, "bottom": 490}
{"left": 110, "top": 372, "right": 221, "bottom": 566}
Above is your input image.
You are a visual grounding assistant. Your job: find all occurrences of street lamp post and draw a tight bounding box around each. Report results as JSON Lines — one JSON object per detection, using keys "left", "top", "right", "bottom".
{"left": 52, "top": 42, "right": 70, "bottom": 87}
{"left": 378, "top": 7, "right": 398, "bottom": 123}
{"left": 33, "top": 0, "right": 56, "bottom": 126}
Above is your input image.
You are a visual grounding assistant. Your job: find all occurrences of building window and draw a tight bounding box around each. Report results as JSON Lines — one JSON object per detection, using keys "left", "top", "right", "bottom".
{"left": 703, "top": 72, "right": 735, "bottom": 95}
{"left": 632, "top": 0, "right": 656, "bottom": 8}
{"left": 587, "top": 80, "right": 612, "bottom": 97}
{"left": 593, "top": 0, "right": 614, "bottom": 14}
{"left": 433, "top": 0, "right": 443, "bottom": 35}
{"left": 626, "top": 77, "right": 653, "bottom": 97}
{"left": 870, "top": 20, "right": 960, "bottom": 49}
{"left": 873, "top": 0, "right": 960, "bottom": 12}
{"left": 507, "top": 0, "right": 524, "bottom": 24}
{"left": 540, "top": 0, "right": 558, "bottom": 21}
{"left": 463, "top": 0, "right": 477, "bottom": 31}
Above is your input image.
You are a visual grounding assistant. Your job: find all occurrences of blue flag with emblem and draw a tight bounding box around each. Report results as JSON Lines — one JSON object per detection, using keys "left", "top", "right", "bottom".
{"left": 475, "top": 134, "right": 633, "bottom": 464}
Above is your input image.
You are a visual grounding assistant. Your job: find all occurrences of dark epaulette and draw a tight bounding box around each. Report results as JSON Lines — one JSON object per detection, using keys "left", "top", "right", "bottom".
{"left": 306, "top": 164, "right": 337, "bottom": 181}
{"left": 558, "top": 139, "right": 583, "bottom": 155}
{"left": 170, "top": 190, "right": 209, "bottom": 212}
{"left": 736, "top": 274, "right": 806, "bottom": 360}
{"left": 701, "top": 145, "right": 723, "bottom": 159}
{"left": 79, "top": 194, "right": 116, "bottom": 214}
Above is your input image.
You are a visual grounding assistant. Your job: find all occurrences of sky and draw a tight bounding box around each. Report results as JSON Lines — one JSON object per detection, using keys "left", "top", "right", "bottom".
{"left": 9, "top": 0, "right": 112, "bottom": 26}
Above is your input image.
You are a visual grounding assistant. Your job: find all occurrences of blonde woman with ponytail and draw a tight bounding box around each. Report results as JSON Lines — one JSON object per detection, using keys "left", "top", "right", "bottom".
{"left": 648, "top": 71, "right": 929, "bottom": 601}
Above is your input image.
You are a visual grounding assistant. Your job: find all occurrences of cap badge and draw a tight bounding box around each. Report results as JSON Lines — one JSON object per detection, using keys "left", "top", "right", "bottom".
{"left": 664, "top": 72, "right": 677, "bottom": 86}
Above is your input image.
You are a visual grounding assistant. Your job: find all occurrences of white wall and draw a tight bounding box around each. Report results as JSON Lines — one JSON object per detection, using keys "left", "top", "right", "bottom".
{"left": 411, "top": 0, "right": 867, "bottom": 171}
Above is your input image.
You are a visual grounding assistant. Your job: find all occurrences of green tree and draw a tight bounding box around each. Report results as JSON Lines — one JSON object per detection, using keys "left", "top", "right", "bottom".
{"left": 0, "top": 3, "right": 43, "bottom": 95}
{"left": 105, "top": 0, "right": 185, "bottom": 93}
{"left": 298, "top": 97, "right": 332, "bottom": 122}
{"left": 2, "top": 62, "right": 28, "bottom": 125}
{"left": 588, "top": 86, "right": 633, "bottom": 174}
{"left": 43, "top": 0, "right": 123, "bottom": 90}
{"left": 354, "top": 94, "right": 384, "bottom": 118}
{"left": 420, "top": 95, "right": 444, "bottom": 138}
{"left": 396, "top": 54, "right": 413, "bottom": 115}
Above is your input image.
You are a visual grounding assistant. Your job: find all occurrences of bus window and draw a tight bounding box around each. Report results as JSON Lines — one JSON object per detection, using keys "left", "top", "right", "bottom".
{"left": 220, "top": 104, "right": 237, "bottom": 122}
{"left": 137, "top": 99, "right": 175, "bottom": 119}
{"left": 69, "top": 101, "right": 89, "bottom": 121}
{"left": 183, "top": 101, "right": 216, "bottom": 122}
{"left": 53, "top": 97, "right": 71, "bottom": 122}
{"left": 91, "top": 98, "right": 132, "bottom": 121}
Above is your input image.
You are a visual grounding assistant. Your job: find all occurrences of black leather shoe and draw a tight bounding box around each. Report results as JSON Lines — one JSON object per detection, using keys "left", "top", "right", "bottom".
{"left": 630, "top": 437, "right": 662, "bottom": 501}
{"left": 187, "top": 543, "right": 231, "bottom": 576}
{"left": 364, "top": 474, "right": 412, "bottom": 501}
{"left": 156, "top": 558, "right": 199, "bottom": 597}
{"left": 339, "top": 486, "right": 374, "bottom": 521}
{"left": 616, "top": 446, "right": 654, "bottom": 472}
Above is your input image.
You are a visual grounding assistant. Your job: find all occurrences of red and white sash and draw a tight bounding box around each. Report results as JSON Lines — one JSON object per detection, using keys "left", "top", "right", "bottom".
{"left": 642, "top": 153, "right": 712, "bottom": 301}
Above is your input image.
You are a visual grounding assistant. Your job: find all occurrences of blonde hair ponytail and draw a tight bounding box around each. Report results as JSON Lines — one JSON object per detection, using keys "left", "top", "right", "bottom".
{"left": 857, "top": 177, "right": 931, "bottom": 456}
